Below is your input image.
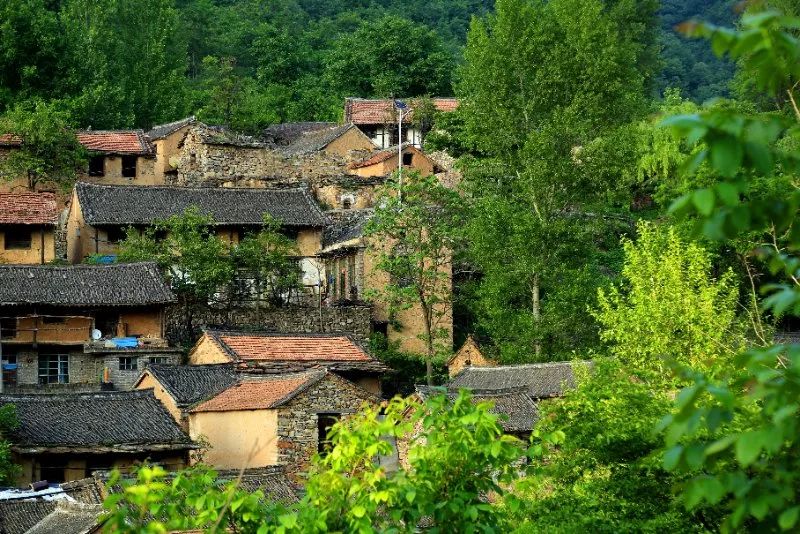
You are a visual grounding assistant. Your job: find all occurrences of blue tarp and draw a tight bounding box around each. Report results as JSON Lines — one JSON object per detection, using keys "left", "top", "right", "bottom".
{"left": 111, "top": 337, "right": 138, "bottom": 348}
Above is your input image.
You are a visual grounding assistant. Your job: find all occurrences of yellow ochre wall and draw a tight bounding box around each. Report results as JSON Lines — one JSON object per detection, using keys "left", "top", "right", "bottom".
{"left": 188, "top": 335, "right": 230, "bottom": 365}
{"left": 361, "top": 239, "right": 453, "bottom": 355}
{"left": 323, "top": 128, "right": 375, "bottom": 158}
{"left": 0, "top": 226, "right": 55, "bottom": 264}
{"left": 136, "top": 373, "right": 184, "bottom": 427}
{"left": 80, "top": 155, "right": 158, "bottom": 186}
{"left": 153, "top": 126, "right": 193, "bottom": 181}
{"left": 350, "top": 148, "right": 435, "bottom": 179}
{"left": 189, "top": 409, "right": 279, "bottom": 469}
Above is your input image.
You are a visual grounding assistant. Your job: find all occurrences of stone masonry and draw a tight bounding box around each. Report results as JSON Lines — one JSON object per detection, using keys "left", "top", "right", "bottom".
{"left": 276, "top": 374, "right": 377, "bottom": 478}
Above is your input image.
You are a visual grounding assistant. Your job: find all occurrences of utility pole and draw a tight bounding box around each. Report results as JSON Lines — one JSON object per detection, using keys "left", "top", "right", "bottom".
{"left": 395, "top": 99, "right": 408, "bottom": 202}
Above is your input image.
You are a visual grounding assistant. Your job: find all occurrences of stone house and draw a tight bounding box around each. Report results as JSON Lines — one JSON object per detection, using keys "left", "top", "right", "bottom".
{"left": 344, "top": 97, "right": 459, "bottom": 149}
{"left": 0, "top": 389, "right": 194, "bottom": 485}
{"left": 347, "top": 144, "right": 439, "bottom": 179}
{"left": 447, "top": 335, "right": 497, "bottom": 377}
{"left": 188, "top": 329, "right": 389, "bottom": 395}
{"left": 186, "top": 369, "right": 377, "bottom": 476}
{"left": 145, "top": 116, "right": 197, "bottom": 181}
{"left": 0, "top": 262, "right": 179, "bottom": 392}
{"left": 0, "top": 192, "right": 58, "bottom": 264}
{"left": 65, "top": 183, "right": 327, "bottom": 286}
{"left": 76, "top": 130, "right": 159, "bottom": 186}
{"left": 320, "top": 210, "right": 453, "bottom": 355}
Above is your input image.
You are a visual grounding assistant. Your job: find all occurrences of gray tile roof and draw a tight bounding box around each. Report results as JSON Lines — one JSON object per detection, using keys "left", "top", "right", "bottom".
{"left": 58, "top": 479, "right": 103, "bottom": 504}
{"left": 213, "top": 466, "right": 299, "bottom": 503}
{"left": 140, "top": 364, "right": 238, "bottom": 407}
{"left": 25, "top": 501, "right": 102, "bottom": 534}
{"left": 415, "top": 386, "right": 538, "bottom": 433}
{"left": 449, "top": 361, "right": 589, "bottom": 399}
{"left": 0, "top": 390, "right": 194, "bottom": 453}
{"left": 322, "top": 209, "right": 372, "bottom": 249}
{"left": 146, "top": 116, "right": 196, "bottom": 140}
{"left": 0, "top": 262, "right": 175, "bottom": 307}
{"left": 280, "top": 124, "right": 358, "bottom": 156}
{"left": 75, "top": 182, "right": 326, "bottom": 227}
{"left": 263, "top": 122, "right": 337, "bottom": 146}
{"left": 0, "top": 500, "right": 56, "bottom": 534}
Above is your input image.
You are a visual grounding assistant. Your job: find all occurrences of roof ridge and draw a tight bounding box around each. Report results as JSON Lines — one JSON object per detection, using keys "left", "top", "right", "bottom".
{"left": 76, "top": 181, "right": 311, "bottom": 193}
{"left": 0, "top": 261, "right": 160, "bottom": 271}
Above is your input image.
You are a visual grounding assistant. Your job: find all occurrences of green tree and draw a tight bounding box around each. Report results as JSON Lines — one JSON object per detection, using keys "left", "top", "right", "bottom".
{"left": 457, "top": 0, "right": 658, "bottom": 361}
{"left": 365, "top": 173, "right": 465, "bottom": 385}
{"left": 508, "top": 222, "right": 745, "bottom": 532}
{"left": 0, "top": 404, "right": 20, "bottom": 485}
{"left": 655, "top": 11, "right": 800, "bottom": 531}
{"left": 0, "top": 99, "right": 86, "bottom": 190}
{"left": 324, "top": 15, "right": 454, "bottom": 98}
{"left": 60, "top": 0, "right": 189, "bottom": 128}
{"left": 232, "top": 214, "right": 302, "bottom": 317}
{"left": 117, "top": 207, "right": 235, "bottom": 344}
{"left": 594, "top": 221, "right": 744, "bottom": 380}
{"left": 0, "top": 0, "right": 62, "bottom": 109}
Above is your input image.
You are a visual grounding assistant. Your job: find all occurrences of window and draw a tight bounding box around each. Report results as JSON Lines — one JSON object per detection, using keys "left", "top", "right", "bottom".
{"left": 121, "top": 156, "right": 137, "bottom": 178}
{"left": 0, "top": 318, "right": 17, "bottom": 338}
{"left": 318, "top": 413, "right": 341, "bottom": 455}
{"left": 402, "top": 152, "right": 413, "bottom": 166}
{"left": 88, "top": 156, "right": 105, "bottom": 176}
{"left": 105, "top": 226, "right": 127, "bottom": 244}
{"left": 148, "top": 356, "right": 169, "bottom": 364}
{"left": 119, "top": 357, "right": 137, "bottom": 371}
{"left": 342, "top": 198, "right": 352, "bottom": 210}
{"left": 4, "top": 226, "right": 31, "bottom": 250}
{"left": 2, "top": 351, "right": 17, "bottom": 387}
{"left": 38, "top": 353, "right": 69, "bottom": 384}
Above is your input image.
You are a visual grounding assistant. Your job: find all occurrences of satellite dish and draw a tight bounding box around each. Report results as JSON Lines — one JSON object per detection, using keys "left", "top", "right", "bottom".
{"left": 91, "top": 329, "right": 102, "bottom": 341}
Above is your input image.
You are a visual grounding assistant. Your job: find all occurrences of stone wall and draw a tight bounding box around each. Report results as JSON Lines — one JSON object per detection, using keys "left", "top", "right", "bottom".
{"left": 4, "top": 347, "right": 180, "bottom": 392}
{"left": 165, "top": 304, "right": 373, "bottom": 347}
{"left": 172, "top": 127, "right": 375, "bottom": 193}
{"left": 276, "top": 373, "right": 377, "bottom": 478}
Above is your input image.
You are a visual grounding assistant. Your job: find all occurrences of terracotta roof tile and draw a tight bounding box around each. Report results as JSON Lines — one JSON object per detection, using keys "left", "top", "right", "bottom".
{"left": 76, "top": 130, "right": 154, "bottom": 155}
{"left": 210, "top": 331, "right": 374, "bottom": 362}
{"left": 0, "top": 192, "right": 58, "bottom": 225}
{"left": 344, "top": 98, "right": 459, "bottom": 125}
{"left": 191, "top": 371, "right": 324, "bottom": 412}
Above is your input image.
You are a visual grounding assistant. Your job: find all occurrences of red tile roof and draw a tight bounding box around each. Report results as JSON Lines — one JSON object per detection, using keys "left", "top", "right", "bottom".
{"left": 0, "top": 134, "right": 22, "bottom": 147}
{"left": 208, "top": 331, "right": 374, "bottom": 363}
{"left": 76, "top": 130, "right": 154, "bottom": 155}
{"left": 190, "top": 372, "right": 324, "bottom": 412}
{"left": 0, "top": 192, "right": 58, "bottom": 225}
{"left": 344, "top": 98, "right": 459, "bottom": 125}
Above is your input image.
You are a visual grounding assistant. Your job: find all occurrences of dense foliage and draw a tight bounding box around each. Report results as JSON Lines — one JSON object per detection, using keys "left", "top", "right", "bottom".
{"left": 0, "top": 0, "right": 742, "bottom": 131}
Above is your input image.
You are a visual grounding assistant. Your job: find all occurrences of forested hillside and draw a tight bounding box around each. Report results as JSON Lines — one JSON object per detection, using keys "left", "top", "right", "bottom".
{"left": 2, "top": 0, "right": 741, "bottom": 132}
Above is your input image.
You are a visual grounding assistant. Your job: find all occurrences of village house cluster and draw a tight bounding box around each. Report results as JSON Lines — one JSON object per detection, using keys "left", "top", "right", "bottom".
{"left": 0, "top": 98, "right": 586, "bottom": 531}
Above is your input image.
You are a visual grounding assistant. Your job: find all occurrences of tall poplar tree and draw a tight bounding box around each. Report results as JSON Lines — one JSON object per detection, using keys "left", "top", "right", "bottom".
{"left": 458, "top": 0, "right": 659, "bottom": 361}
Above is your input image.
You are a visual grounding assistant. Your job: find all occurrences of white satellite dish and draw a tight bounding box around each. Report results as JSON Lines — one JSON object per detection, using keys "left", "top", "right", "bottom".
{"left": 91, "top": 329, "right": 102, "bottom": 341}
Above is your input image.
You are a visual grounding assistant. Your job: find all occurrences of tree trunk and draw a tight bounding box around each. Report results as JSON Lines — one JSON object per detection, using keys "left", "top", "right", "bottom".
{"left": 532, "top": 274, "right": 541, "bottom": 358}
{"left": 422, "top": 303, "right": 435, "bottom": 386}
